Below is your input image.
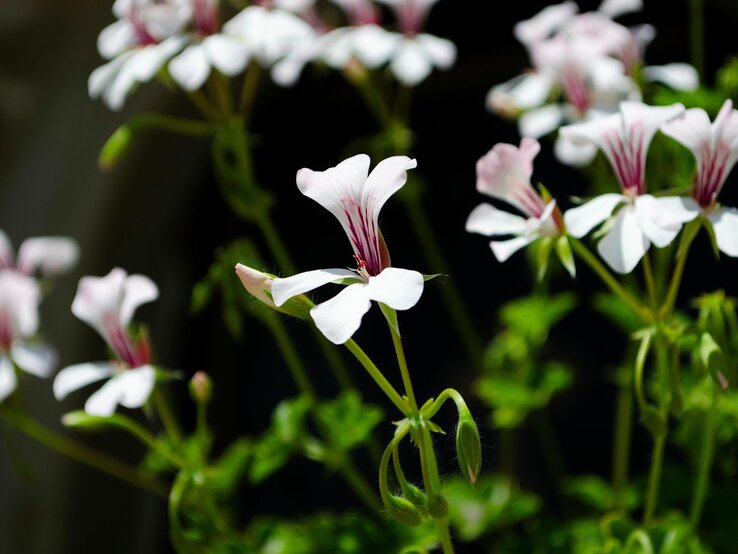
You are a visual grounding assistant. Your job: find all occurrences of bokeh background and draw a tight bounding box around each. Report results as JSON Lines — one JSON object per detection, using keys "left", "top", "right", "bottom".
{"left": 1, "top": 0, "right": 737, "bottom": 552}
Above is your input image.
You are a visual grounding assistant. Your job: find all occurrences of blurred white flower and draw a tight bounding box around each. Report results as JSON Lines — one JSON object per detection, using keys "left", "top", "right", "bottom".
{"left": 271, "top": 155, "right": 424, "bottom": 344}
{"left": 563, "top": 102, "right": 685, "bottom": 273}
{"left": 53, "top": 268, "right": 158, "bottom": 417}
{"left": 0, "top": 271, "right": 56, "bottom": 403}
{"left": 0, "top": 230, "right": 78, "bottom": 277}
{"left": 466, "top": 138, "right": 562, "bottom": 262}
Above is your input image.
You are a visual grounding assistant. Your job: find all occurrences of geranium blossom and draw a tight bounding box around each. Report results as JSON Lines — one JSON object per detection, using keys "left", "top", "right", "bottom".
{"left": 466, "top": 138, "right": 562, "bottom": 262}
{"left": 0, "top": 271, "right": 56, "bottom": 403}
{"left": 562, "top": 101, "right": 685, "bottom": 273}
{"left": 269, "top": 155, "right": 424, "bottom": 344}
{"left": 0, "top": 230, "right": 79, "bottom": 277}
{"left": 89, "top": 0, "right": 191, "bottom": 110}
{"left": 53, "top": 269, "right": 159, "bottom": 417}
{"left": 648, "top": 100, "right": 738, "bottom": 257}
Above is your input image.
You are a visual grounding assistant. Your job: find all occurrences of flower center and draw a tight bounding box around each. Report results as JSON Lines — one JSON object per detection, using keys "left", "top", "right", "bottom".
{"left": 0, "top": 309, "right": 13, "bottom": 352}
{"left": 102, "top": 313, "right": 148, "bottom": 368}
{"left": 353, "top": 255, "right": 372, "bottom": 281}
{"left": 694, "top": 142, "right": 730, "bottom": 208}
{"left": 603, "top": 123, "right": 646, "bottom": 195}
{"left": 193, "top": 0, "right": 219, "bottom": 36}
{"left": 128, "top": 5, "right": 158, "bottom": 46}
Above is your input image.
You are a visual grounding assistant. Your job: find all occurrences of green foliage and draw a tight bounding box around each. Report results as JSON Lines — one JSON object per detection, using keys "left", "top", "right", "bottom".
{"left": 443, "top": 474, "right": 541, "bottom": 542}
{"left": 315, "top": 391, "right": 384, "bottom": 452}
{"left": 563, "top": 475, "right": 639, "bottom": 513}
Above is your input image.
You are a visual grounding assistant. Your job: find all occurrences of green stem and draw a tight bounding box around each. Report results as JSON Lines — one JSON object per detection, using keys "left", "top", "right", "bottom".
{"left": 612, "top": 369, "right": 634, "bottom": 512}
{"left": 570, "top": 238, "right": 651, "bottom": 322}
{"left": 689, "top": 0, "right": 705, "bottom": 79}
{"left": 436, "top": 518, "right": 455, "bottom": 554}
{"left": 403, "top": 196, "right": 483, "bottom": 371}
{"left": 689, "top": 381, "right": 718, "bottom": 529}
{"left": 642, "top": 253, "right": 659, "bottom": 311}
{"left": 661, "top": 224, "right": 697, "bottom": 319}
{"left": 187, "top": 90, "right": 222, "bottom": 123}
{"left": 239, "top": 63, "right": 261, "bottom": 122}
{"left": 385, "top": 311, "right": 418, "bottom": 412}
{"left": 344, "top": 338, "right": 409, "bottom": 416}
{"left": 1, "top": 412, "right": 168, "bottom": 497}
{"left": 129, "top": 114, "right": 215, "bottom": 137}
{"left": 418, "top": 426, "right": 455, "bottom": 554}
{"left": 153, "top": 387, "right": 182, "bottom": 443}
{"left": 252, "top": 212, "right": 297, "bottom": 275}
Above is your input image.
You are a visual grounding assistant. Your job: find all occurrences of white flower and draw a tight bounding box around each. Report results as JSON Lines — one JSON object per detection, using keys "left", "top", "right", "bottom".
{"left": 562, "top": 101, "right": 685, "bottom": 273}
{"left": 0, "top": 271, "right": 56, "bottom": 403}
{"left": 0, "top": 230, "right": 79, "bottom": 277}
{"left": 271, "top": 155, "right": 424, "bottom": 345}
{"left": 466, "top": 138, "right": 561, "bottom": 262}
{"left": 53, "top": 268, "right": 158, "bottom": 417}
{"left": 89, "top": 0, "right": 191, "bottom": 110}
{"left": 648, "top": 100, "right": 738, "bottom": 257}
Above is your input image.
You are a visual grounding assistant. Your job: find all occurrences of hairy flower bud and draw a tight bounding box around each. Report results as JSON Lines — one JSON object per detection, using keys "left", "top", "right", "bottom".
{"left": 387, "top": 494, "right": 423, "bottom": 527}
{"left": 189, "top": 371, "right": 213, "bottom": 405}
{"left": 456, "top": 413, "right": 482, "bottom": 484}
{"left": 427, "top": 493, "right": 448, "bottom": 519}
{"left": 235, "top": 263, "right": 310, "bottom": 320}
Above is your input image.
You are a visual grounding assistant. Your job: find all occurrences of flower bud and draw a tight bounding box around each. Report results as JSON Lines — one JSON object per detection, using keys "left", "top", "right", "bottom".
{"left": 62, "top": 410, "right": 113, "bottom": 429}
{"left": 387, "top": 495, "right": 423, "bottom": 527}
{"left": 456, "top": 414, "right": 482, "bottom": 484}
{"left": 189, "top": 371, "right": 213, "bottom": 405}
{"left": 99, "top": 124, "right": 133, "bottom": 170}
{"left": 427, "top": 493, "right": 448, "bottom": 519}
{"left": 235, "top": 263, "right": 310, "bottom": 320}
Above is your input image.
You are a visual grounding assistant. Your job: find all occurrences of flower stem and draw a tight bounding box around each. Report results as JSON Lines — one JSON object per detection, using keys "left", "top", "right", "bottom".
{"left": 153, "top": 387, "right": 182, "bottom": 444}
{"left": 388, "top": 320, "right": 418, "bottom": 413}
{"left": 689, "top": 380, "right": 718, "bottom": 529}
{"left": 418, "top": 426, "right": 455, "bottom": 554}
{"left": 642, "top": 253, "right": 659, "bottom": 311}
{"left": 436, "top": 518, "right": 455, "bottom": 554}
{"left": 661, "top": 223, "right": 697, "bottom": 319}
{"left": 570, "top": 238, "right": 651, "bottom": 321}
{"left": 343, "top": 338, "right": 409, "bottom": 416}
{"left": 0, "top": 411, "right": 168, "bottom": 497}
{"left": 612, "top": 369, "right": 634, "bottom": 512}
{"left": 128, "top": 114, "right": 215, "bottom": 137}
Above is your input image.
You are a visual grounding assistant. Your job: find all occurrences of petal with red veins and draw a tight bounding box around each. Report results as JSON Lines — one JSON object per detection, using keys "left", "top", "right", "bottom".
{"left": 17, "top": 237, "right": 79, "bottom": 276}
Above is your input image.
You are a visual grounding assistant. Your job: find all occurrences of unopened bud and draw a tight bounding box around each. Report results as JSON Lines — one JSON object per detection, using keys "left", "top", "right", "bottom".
{"left": 235, "top": 263, "right": 310, "bottom": 320}
{"left": 387, "top": 495, "right": 422, "bottom": 527}
{"left": 99, "top": 124, "right": 134, "bottom": 170}
{"left": 427, "top": 493, "right": 448, "bottom": 519}
{"left": 189, "top": 371, "right": 213, "bottom": 404}
{"left": 456, "top": 414, "right": 482, "bottom": 484}
{"left": 62, "top": 410, "right": 113, "bottom": 429}
{"left": 400, "top": 482, "right": 427, "bottom": 511}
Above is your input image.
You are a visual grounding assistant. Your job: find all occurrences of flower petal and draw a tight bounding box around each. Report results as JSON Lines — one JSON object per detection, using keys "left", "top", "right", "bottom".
{"left": 272, "top": 268, "right": 358, "bottom": 307}
{"left": 598, "top": 0, "right": 642, "bottom": 19}
{"left": 554, "top": 133, "right": 598, "bottom": 167}
{"left": 466, "top": 204, "right": 528, "bottom": 236}
{"left": 11, "top": 342, "right": 56, "bottom": 378}
{"left": 514, "top": 1, "right": 578, "bottom": 45}
{"left": 17, "top": 237, "right": 79, "bottom": 276}
{"left": 97, "top": 20, "right": 136, "bottom": 60}
{"left": 0, "top": 230, "right": 14, "bottom": 268}
{"left": 84, "top": 377, "right": 124, "bottom": 417}
{"left": 491, "top": 236, "right": 535, "bottom": 262}
{"left": 352, "top": 25, "right": 397, "bottom": 68}
{"left": 487, "top": 72, "right": 554, "bottom": 114}
{"left": 0, "top": 356, "right": 17, "bottom": 403}
{"left": 519, "top": 104, "right": 566, "bottom": 138}
{"left": 53, "top": 362, "right": 115, "bottom": 401}
{"left": 647, "top": 196, "right": 700, "bottom": 228}
{"left": 390, "top": 38, "right": 433, "bottom": 86}
{"left": 235, "top": 264, "right": 276, "bottom": 308}
{"left": 660, "top": 107, "right": 713, "bottom": 153}
{"left": 633, "top": 195, "right": 681, "bottom": 248}
{"left": 710, "top": 207, "right": 738, "bottom": 257}
{"left": 364, "top": 268, "right": 424, "bottom": 311}
{"left": 597, "top": 205, "right": 649, "bottom": 274}
{"left": 363, "top": 155, "right": 417, "bottom": 221}
{"left": 416, "top": 34, "right": 456, "bottom": 70}
{"left": 203, "top": 34, "right": 250, "bottom": 76}
{"left": 564, "top": 194, "right": 625, "bottom": 238}
{"left": 0, "top": 271, "right": 40, "bottom": 339}
{"left": 169, "top": 44, "right": 211, "bottom": 91}
{"left": 115, "top": 365, "right": 156, "bottom": 409}
{"left": 644, "top": 63, "right": 699, "bottom": 92}
{"left": 120, "top": 274, "right": 159, "bottom": 327}
{"left": 310, "top": 284, "right": 371, "bottom": 344}
{"left": 72, "top": 268, "right": 128, "bottom": 337}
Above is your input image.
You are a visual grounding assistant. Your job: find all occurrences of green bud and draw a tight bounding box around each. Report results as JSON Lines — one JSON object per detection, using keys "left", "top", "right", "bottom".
{"left": 99, "top": 124, "right": 134, "bottom": 170}
{"left": 235, "top": 263, "right": 310, "bottom": 320}
{"left": 387, "top": 495, "right": 423, "bottom": 527}
{"left": 400, "top": 482, "right": 428, "bottom": 511}
{"left": 189, "top": 371, "right": 213, "bottom": 405}
{"left": 427, "top": 493, "right": 448, "bottom": 519}
{"left": 456, "top": 415, "right": 482, "bottom": 484}
{"left": 62, "top": 410, "right": 112, "bottom": 430}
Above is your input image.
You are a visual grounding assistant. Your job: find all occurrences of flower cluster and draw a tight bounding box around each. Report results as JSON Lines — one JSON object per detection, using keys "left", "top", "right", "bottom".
{"left": 488, "top": 0, "right": 698, "bottom": 166}
{"left": 89, "top": 0, "right": 456, "bottom": 110}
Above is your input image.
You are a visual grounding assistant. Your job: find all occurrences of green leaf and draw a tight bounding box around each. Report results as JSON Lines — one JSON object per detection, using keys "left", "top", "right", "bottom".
{"left": 536, "top": 236, "right": 554, "bottom": 282}
{"left": 499, "top": 293, "right": 577, "bottom": 345}
{"left": 563, "top": 475, "right": 639, "bottom": 512}
{"left": 207, "top": 438, "right": 252, "bottom": 496}
{"left": 316, "top": 391, "right": 383, "bottom": 452}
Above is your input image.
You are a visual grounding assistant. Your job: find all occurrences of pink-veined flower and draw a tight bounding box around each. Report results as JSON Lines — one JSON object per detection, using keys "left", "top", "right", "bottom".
{"left": 0, "top": 230, "right": 79, "bottom": 278}
{"left": 466, "top": 138, "right": 562, "bottom": 262}
{"left": 270, "top": 154, "right": 424, "bottom": 344}
{"left": 89, "top": 0, "right": 191, "bottom": 110}
{"left": 0, "top": 271, "right": 56, "bottom": 403}
{"left": 648, "top": 100, "right": 738, "bottom": 257}
{"left": 53, "top": 268, "right": 159, "bottom": 417}
{"left": 562, "top": 101, "right": 685, "bottom": 273}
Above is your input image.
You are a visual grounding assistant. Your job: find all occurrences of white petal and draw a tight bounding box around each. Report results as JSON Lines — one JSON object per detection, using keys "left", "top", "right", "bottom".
{"left": 0, "top": 230, "right": 14, "bottom": 268}
{"left": 310, "top": 284, "right": 372, "bottom": 344}
{"left": 88, "top": 54, "right": 131, "bottom": 104}
{"left": 647, "top": 196, "right": 700, "bottom": 228}
{"left": 17, "top": 237, "right": 79, "bottom": 276}
{"left": 554, "top": 133, "right": 598, "bottom": 167}
{"left": 491, "top": 236, "right": 535, "bottom": 262}
{"left": 597, "top": 206, "right": 649, "bottom": 274}
{"left": 85, "top": 378, "right": 124, "bottom": 417}
{"left": 466, "top": 204, "right": 528, "bottom": 236}
{"left": 514, "top": 2, "right": 578, "bottom": 45}
{"left": 564, "top": 194, "right": 625, "bottom": 238}
{"left": 203, "top": 34, "right": 250, "bottom": 76}
{"left": 72, "top": 268, "right": 128, "bottom": 337}
{"left": 11, "top": 342, "right": 56, "bottom": 378}
{"left": 53, "top": 362, "right": 115, "bottom": 401}
{"left": 415, "top": 34, "right": 456, "bottom": 70}
{"left": 115, "top": 365, "right": 156, "bottom": 409}
{"left": 487, "top": 72, "right": 553, "bottom": 114}
{"left": 0, "top": 356, "right": 17, "bottom": 403}
{"left": 519, "top": 104, "right": 566, "bottom": 138}
{"left": 352, "top": 25, "right": 397, "bottom": 68}
{"left": 644, "top": 64, "right": 699, "bottom": 92}
{"left": 711, "top": 207, "right": 738, "bottom": 257}
{"left": 120, "top": 274, "right": 159, "bottom": 327}
{"left": 169, "top": 44, "right": 211, "bottom": 91}
{"left": 0, "top": 271, "right": 41, "bottom": 339}
{"left": 363, "top": 156, "right": 417, "bottom": 220}
{"left": 272, "top": 268, "right": 358, "bottom": 307}
{"left": 235, "top": 264, "right": 276, "bottom": 308}
{"left": 97, "top": 20, "right": 136, "bottom": 60}
{"left": 598, "top": 0, "right": 642, "bottom": 18}
{"left": 660, "top": 107, "right": 712, "bottom": 153}
{"left": 634, "top": 195, "right": 681, "bottom": 248}
{"left": 363, "top": 268, "right": 424, "bottom": 311}
{"left": 390, "top": 39, "right": 432, "bottom": 86}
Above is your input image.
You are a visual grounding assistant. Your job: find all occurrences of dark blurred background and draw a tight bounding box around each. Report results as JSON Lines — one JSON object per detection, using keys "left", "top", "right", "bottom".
{"left": 1, "top": 0, "right": 737, "bottom": 552}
